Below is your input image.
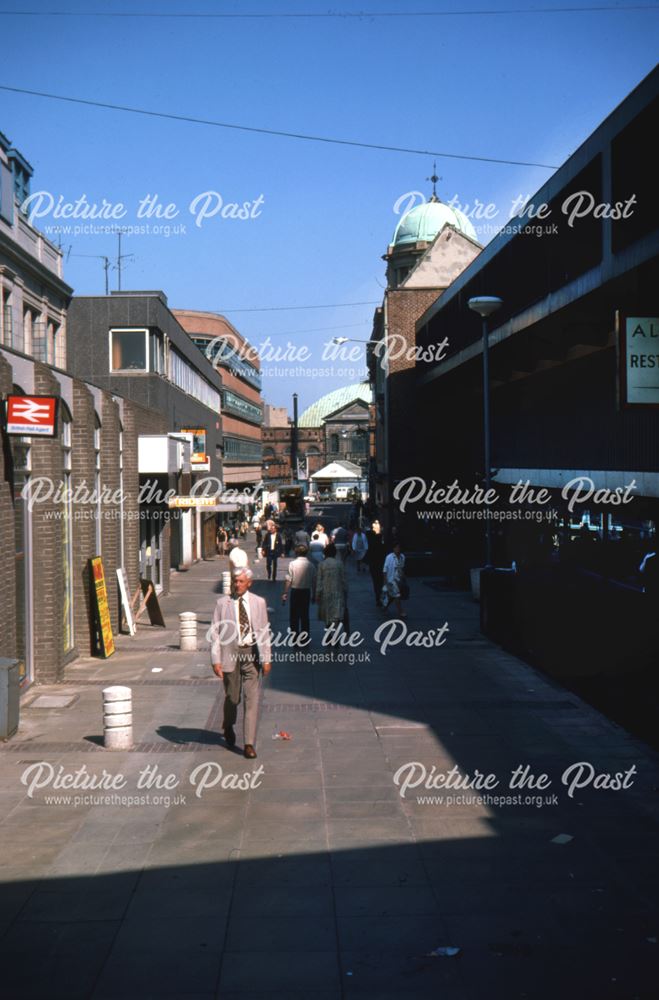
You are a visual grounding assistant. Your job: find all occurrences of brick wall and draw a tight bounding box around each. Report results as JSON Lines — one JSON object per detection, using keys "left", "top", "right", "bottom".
{"left": 31, "top": 363, "right": 64, "bottom": 682}
{"left": 386, "top": 288, "right": 440, "bottom": 487}
{"left": 71, "top": 381, "right": 96, "bottom": 655}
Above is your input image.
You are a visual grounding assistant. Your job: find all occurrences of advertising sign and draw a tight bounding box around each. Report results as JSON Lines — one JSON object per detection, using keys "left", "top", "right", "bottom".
{"left": 180, "top": 428, "right": 208, "bottom": 465}
{"left": 167, "top": 495, "right": 217, "bottom": 508}
{"left": 621, "top": 316, "right": 659, "bottom": 406}
{"left": 116, "top": 567, "right": 136, "bottom": 636}
{"left": 90, "top": 557, "right": 115, "bottom": 657}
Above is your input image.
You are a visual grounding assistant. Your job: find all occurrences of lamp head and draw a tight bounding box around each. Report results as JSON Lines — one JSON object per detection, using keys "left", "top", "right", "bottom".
{"left": 333, "top": 337, "right": 349, "bottom": 345}
{"left": 468, "top": 296, "right": 503, "bottom": 318}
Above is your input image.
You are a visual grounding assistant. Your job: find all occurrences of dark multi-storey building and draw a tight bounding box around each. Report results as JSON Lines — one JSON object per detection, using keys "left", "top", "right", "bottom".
{"left": 67, "top": 291, "right": 225, "bottom": 579}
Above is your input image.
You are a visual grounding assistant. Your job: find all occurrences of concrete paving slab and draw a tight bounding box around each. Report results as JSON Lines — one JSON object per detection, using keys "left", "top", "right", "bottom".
{"left": 1, "top": 549, "right": 658, "bottom": 997}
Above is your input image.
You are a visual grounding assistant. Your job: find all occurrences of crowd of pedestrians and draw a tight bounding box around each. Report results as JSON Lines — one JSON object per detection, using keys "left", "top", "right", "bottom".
{"left": 210, "top": 505, "right": 409, "bottom": 758}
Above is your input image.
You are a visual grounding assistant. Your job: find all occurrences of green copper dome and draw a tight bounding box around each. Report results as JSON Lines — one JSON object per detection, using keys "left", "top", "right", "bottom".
{"left": 391, "top": 198, "right": 477, "bottom": 246}
{"left": 299, "top": 382, "right": 372, "bottom": 428}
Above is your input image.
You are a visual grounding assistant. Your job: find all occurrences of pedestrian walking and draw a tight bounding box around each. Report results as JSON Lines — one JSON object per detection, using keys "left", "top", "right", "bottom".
{"left": 210, "top": 567, "right": 272, "bottom": 759}
{"left": 261, "top": 522, "right": 284, "bottom": 580}
{"left": 316, "top": 542, "right": 347, "bottom": 636}
{"left": 352, "top": 527, "right": 369, "bottom": 573}
{"left": 366, "top": 519, "right": 386, "bottom": 606}
{"left": 217, "top": 525, "right": 228, "bottom": 556}
{"left": 282, "top": 544, "right": 316, "bottom": 641}
{"left": 294, "top": 526, "right": 310, "bottom": 548}
{"left": 309, "top": 531, "right": 325, "bottom": 566}
{"left": 332, "top": 524, "right": 349, "bottom": 562}
{"left": 254, "top": 520, "right": 263, "bottom": 557}
{"left": 314, "top": 523, "right": 330, "bottom": 548}
{"left": 383, "top": 541, "right": 408, "bottom": 618}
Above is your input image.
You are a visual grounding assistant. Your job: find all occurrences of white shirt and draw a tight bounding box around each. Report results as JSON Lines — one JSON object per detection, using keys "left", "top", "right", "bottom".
{"left": 384, "top": 552, "right": 405, "bottom": 584}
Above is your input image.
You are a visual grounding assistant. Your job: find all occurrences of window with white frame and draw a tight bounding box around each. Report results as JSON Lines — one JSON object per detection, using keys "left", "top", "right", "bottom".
{"left": 168, "top": 347, "right": 221, "bottom": 412}
{"left": 110, "top": 327, "right": 148, "bottom": 371}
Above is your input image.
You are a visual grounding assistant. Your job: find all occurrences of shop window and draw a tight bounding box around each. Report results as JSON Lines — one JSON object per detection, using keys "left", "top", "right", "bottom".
{"left": 118, "top": 424, "right": 125, "bottom": 569}
{"left": 94, "top": 416, "right": 102, "bottom": 555}
{"left": 110, "top": 328, "right": 148, "bottom": 371}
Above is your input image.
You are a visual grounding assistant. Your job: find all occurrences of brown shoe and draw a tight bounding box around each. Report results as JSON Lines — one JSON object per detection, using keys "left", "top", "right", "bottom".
{"left": 244, "top": 744, "right": 257, "bottom": 759}
{"left": 223, "top": 726, "right": 236, "bottom": 748}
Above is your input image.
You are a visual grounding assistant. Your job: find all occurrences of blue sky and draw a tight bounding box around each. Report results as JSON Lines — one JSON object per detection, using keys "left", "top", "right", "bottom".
{"left": 0, "top": 0, "right": 657, "bottom": 412}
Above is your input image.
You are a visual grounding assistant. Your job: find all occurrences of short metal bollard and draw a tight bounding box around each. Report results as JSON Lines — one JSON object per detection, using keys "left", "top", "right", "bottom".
{"left": 179, "top": 611, "right": 198, "bottom": 651}
{"left": 221, "top": 570, "right": 231, "bottom": 595}
{"left": 103, "top": 685, "right": 133, "bottom": 750}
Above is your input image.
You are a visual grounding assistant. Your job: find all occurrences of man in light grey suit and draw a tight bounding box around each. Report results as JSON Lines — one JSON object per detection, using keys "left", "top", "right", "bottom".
{"left": 210, "top": 568, "right": 272, "bottom": 759}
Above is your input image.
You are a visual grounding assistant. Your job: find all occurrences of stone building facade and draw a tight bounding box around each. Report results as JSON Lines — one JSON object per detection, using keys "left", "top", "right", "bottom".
{"left": 369, "top": 194, "right": 482, "bottom": 533}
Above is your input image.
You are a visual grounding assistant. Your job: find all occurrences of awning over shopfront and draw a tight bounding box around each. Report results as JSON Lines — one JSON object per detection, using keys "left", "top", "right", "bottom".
{"left": 311, "top": 460, "right": 362, "bottom": 481}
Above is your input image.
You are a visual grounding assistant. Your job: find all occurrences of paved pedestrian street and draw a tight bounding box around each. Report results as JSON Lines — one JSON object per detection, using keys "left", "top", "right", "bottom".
{"left": 1, "top": 545, "right": 658, "bottom": 999}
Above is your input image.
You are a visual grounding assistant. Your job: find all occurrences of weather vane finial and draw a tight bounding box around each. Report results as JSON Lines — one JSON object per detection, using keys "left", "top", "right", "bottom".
{"left": 427, "top": 161, "right": 441, "bottom": 201}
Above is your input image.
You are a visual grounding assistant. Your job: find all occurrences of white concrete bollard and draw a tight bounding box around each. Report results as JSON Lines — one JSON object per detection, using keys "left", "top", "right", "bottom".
{"left": 103, "top": 685, "right": 133, "bottom": 750}
{"left": 179, "top": 611, "right": 198, "bottom": 651}
{"left": 222, "top": 571, "right": 232, "bottom": 595}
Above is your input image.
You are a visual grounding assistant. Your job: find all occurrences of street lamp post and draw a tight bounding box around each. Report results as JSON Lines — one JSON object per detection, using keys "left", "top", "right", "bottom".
{"left": 291, "top": 392, "right": 299, "bottom": 485}
{"left": 468, "top": 296, "right": 503, "bottom": 569}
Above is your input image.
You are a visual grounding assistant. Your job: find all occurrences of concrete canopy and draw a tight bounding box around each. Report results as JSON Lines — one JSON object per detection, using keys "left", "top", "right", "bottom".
{"left": 311, "top": 460, "right": 362, "bottom": 480}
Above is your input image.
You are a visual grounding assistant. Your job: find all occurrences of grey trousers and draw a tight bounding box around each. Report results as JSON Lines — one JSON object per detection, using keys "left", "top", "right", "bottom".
{"left": 223, "top": 652, "right": 261, "bottom": 746}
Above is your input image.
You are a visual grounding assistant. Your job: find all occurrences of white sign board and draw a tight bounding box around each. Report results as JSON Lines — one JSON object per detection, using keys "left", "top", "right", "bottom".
{"left": 624, "top": 317, "right": 659, "bottom": 405}
{"left": 116, "top": 567, "right": 136, "bottom": 636}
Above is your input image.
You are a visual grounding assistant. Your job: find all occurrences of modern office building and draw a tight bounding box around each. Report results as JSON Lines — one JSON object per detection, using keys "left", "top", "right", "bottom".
{"left": 410, "top": 66, "right": 659, "bottom": 679}
{"left": 173, "top": 309, "right": 263, "bottom": 490}
{"left": 67, "top": 291, "right": 225, "bottom": 580}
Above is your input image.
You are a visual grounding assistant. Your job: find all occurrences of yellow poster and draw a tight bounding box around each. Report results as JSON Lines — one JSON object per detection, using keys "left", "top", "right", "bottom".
{"left": 91, "top": 557, "right": 115, "bottom": 658}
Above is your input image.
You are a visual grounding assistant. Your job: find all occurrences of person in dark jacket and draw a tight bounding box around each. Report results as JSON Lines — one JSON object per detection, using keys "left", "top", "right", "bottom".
{"left": 366, "top": 520, "right": 386, "bottom": 607}
{"left": 261, "top": 523, "right": 284, "bottom": 580}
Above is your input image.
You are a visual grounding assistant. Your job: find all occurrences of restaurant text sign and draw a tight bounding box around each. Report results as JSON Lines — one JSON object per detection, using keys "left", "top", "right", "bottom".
{"left": 623, "top": 317, "right": 659, "bottom": 406}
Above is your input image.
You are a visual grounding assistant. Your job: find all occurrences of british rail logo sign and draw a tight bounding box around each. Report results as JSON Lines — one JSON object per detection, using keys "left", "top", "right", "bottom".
{"left": 4, "top": 395, "right": 59, "bottom": 436}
